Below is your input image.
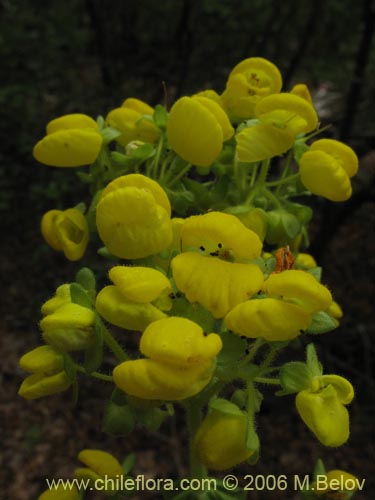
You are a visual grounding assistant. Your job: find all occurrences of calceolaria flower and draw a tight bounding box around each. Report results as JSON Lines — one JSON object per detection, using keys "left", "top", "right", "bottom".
{"left": 106, "top": 97, "right": 159, "bottom": 146}
{"left": 96, "top": 174, "right": 173, "bottom": 259}
{"left": 33, "top": 113, "right": 103, "bottom": 167}
{"left": 299, "top": 139, "right": 359, "bottom": 201}
{"left": 221, "top": 57, "right": 282, "bottom": 118}
{"left": 96, "top": 266, "right": 171, "bottom": 331}
{"left": 41, "top": 208, "right": 89, "bottom": 261}
{"left": 75, "top": 449, "right": 123, "bottom": 495}
{"left": 236, "top": 93, "right": 318, "bottom": 163}
{"left": 167, "top": 95, "right": 234, "bottom": 167}
{"left": 312, "top": 469, "right": 360, "bottom": 497}
{"left": 18, "top": 345, "right": 71, "bottom": 400}
{"left": 113, "top": 317, "right": 222, "bottom": 400}
{"left": 296, "top": 375, "right": 354, "bottom": 447}
{"left": 193, "top": 402, "right": 253, "bottom": 470}
{"left": 39, "top": 484, "right": 80, "bottom": 500}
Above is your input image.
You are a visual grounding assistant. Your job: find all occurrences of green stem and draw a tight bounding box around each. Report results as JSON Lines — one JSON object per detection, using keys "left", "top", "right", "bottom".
{"left": 151, "top": 134, "right": 164, "bottom": 178}
{"left": 166, "top": 162, "right": 192, "bottom": 188}
{"left": 76, "top": 365, "right": 113, "bottom": 382}
{"left": 185, "top": 400, "right": 207, "bottom": 479}
{"left": 102, "top": 325, "right": 128, "bottom": 362}
{"left": 241, "top": 338, "right": 264, "bottom": 365}
{"left": 262, "top": 188, "right": 283, "bottom": 209}
{"left": 266, "top": 172, "right": 300, "bottom": 187}
{"left": 254, "top": 377, "right": 281, "bottom": 385}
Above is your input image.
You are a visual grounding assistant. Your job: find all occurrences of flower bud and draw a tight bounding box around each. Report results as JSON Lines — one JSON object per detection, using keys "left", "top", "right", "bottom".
{"left": 193, "top": 405, "right": 253, "bottom": 470}
{"left": 19, "top": 345, "right": 64, "bottom": 373}
{"left": 75, "top": 449, "right": 123, "bottom": 494}
{"left": 18, "top": 371, "right": 72, "bottom": 400}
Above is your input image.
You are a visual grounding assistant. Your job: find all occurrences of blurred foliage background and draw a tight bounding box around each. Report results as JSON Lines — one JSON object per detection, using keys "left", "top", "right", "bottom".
{"left": 0, "top": 1, "right": 374, "bottom": 497}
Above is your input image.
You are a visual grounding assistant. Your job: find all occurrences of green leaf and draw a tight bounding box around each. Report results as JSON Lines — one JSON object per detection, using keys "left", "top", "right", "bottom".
{"left": 306, "top": 343, "right": 323, "bottom": 378}
{"left": 100, "top": 126, "right": 122, "bottom": 144}
{"left": 153, "top": 104, "right": 168, "bottom": 129}
{"left": 129, "top": 142, "right": 155, "bottom": 160}
{"left": 75, "top": 267, "right": 96, "bottom": 297}
{"left": 307, "top": 267, "right": 322, "bottom": 282}
{"left": 278, "top": 361, "right": 312, "bottom": 395}
{"left": 313, "top": 458, "right": 326, "bottom": 479}
{"left": 306, "top": 311, "right": 338, "bottom": 334}
{"left": 110, "top": 151, "right": 134, "bottom": 166}
{"left": 122, "top": 453, "right": 136, "bottom": 475}
{"left": 209, "top": 398, "right": 244, "bottom": 417}
{"left": 70, "top": 283, "right": 93, "bottom": 309}
{"left": 96, "top": 115, "right": 105, "bottom": 130}
{"left": 217, "top": 330, "right": 247, "bottom": 367}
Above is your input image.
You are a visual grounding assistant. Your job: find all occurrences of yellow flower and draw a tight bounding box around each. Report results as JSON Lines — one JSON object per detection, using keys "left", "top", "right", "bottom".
{"left": 96, "top": 266, "right": 171, "bottom": 331}
{"left": 295, "top": 376, "right": 353, "bottom": 447}
{"left": 19, "top": 345, "right": 64, "bottom": 374}
{"left": 106, "top": 98, "right": 159, "bottom": 146}
{"left": 18, "top": 346, "right": 72, "bottom": 400}
{"left": 75, "top": 449, "right": 123, "bottom": 495}
{"left": 299, "top": 139, "right": 359, "bottom": 201}
{"left": 221, "top": 57, "right": 282, "bottom": 118}
{"left": 295, "top": 253, "right": 317, "bottom": 269}
{"left": 226, "top": 206, "right": 268, "bottom": 241}
{"left": 180, "top": 211, "right": 262, "bottom": 261}
{"left": 236, "top": 93, "right": 318, "bottom": 163}
{"left": 263, "top": 269, "right": 332, "bottom": 314}
{"left": 166, "top": 96, "right": 234, "bottom": 167}
{"left": 113, "top": 317, "right": 222, "bottom": 400}
{"left": 193, "top": 89, "right": 224, "bottom": 107}
{"left": 172, "top": 252, "right": 264, "bottom": 318}
{"left": 33, "top": 113, "right": 102, "bottom": 167}
{"left": 39, "top": 484, "right": 80, "bottom": 500}
{"left": 193, "top": 404, "right": 253, "bottom": 470}
{"left": 224, "top": 298, "right": 311, "bottom": 341}
{"left": 41, "top": 208, "right": 89, "bottom": 261}
{"left": 41, "top": 284, "right": 71, "bottom": 316}
{"left": 290, "top": 83, "right": 313, "bottom": 104}
{"left": 96, "top": 174, "right": 173, "bottom": 259}
{"left": 313, "top": 470, "right": 360, "bottom": 497}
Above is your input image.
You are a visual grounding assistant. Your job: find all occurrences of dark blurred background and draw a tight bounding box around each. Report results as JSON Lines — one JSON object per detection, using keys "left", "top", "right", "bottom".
{"left": 1, "top": 0, "right": 374, "bottom": 498}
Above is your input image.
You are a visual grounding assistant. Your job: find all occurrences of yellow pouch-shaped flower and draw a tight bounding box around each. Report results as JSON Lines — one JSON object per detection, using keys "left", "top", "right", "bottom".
{"left": 224, "top": 298, "right": 311, "bottom": 341}
{"left": 327, "top": 300, "right": 343, "bottom": 319}
{"left": 46, "top": 113, "right": 98, "bottom": 134}
{"left": 236, "top": 122, "right": 294, "bottom": 163}
{"left": 106, "top": 106, "right": 159, "bottom": 146}
{"left": 41, "top": 208, "right": 89, "bottom": 261}
{"left": 222, "top": 57, "right": 282, "bottom": 118}
{"left": 193, "top": 405, "right": 253, "bottom": 471}
{"left": 113, "top": 357, "right": 215, "bottom": 400}
{"left": 296, "top": 385, "right": 350, "bottom": 447}
{"left": 295, "top": 253, "right": 317, "bottom": 269}
{"left": 41, "top": 284, "right": 71, "bottom": 316}
{"left": 109, "top": 266, "right": 171, "bottom": 303}
{"left": 180, "top": 211, "right": 262, "bottom": 261}
{"left": 299, "top": 139, "right": 358, "bottom": 202}
{"left": 39, "top": 484, "right": 80, "bottom": 500}
{"left": 40, "top": 302, "right": 95, "bottom": 331}
{"left": 166, "top": 96, "right": 233, "bottom": 167}
{"left": 34, "top": 128, "right": 103, "bottom": 167}
{"left": 263, "top": 269, "right": 332, "bottom": 314}
{"left": 290, "top": 83, "right": 313, "bottom": 104}
{"left": 19, "top": 345, "right": 63, "bottom": 374}
{"left": 121, "top": 97, "right": 154, "bottom": 115}
{"left": 18, "top": 371, "right": 72, "bottom": 400}
{"left": 42, "top": 327, "right": 95, "bottom": 352}
{"left": 172, "top": 252, "right": 264, "bottom": 318}
{"left": 96, "top": 174, "right": 172, "bottom": 259}
{"left": 140, "top": 317, "right": 222, "bottom": 366}
{"left": 77, "top": 449, "right": 123, "bottom": 479}
{"left": 313, "top": 470, "right": 359, "bottom": 496}
{"left": 96, "top": 285, "right": 166, "bottom": 331}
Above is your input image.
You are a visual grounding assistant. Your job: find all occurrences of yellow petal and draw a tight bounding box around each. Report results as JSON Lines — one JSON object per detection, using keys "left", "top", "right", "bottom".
{"left": 290, "top": 83, "right": 313, "bottom": 104}
{"left": 299, "top": 150, "right": 352, "bottom": 201}
{"left": 140, "top": 317, "right": 222, "bottom": 366}
{"left": 326, "top": 300, "right": 343, "bottom": 319}
{"left": 255, "top": 93, "right": 318, "bottom": 134}
{"left": 192, "top": 96, "right": 234, "bottom": 141}
{"left": 319, "top": 375, "right": 354, "bottom": 404}
{"left": 106, "top": 107, "right": 159, "bottom": 146}
{"left": 78, "top": 449, "right": 123, "bottom": 478}
{"left": 236, "top": 123, "right": 294, "bottom": 162}
{"left": 113, "top": 358, "right": 215, "bottom": 400}
{"left": 41, "top": 284, "right": 71, "bottom": 316}
{"left": 39, "top": 484, "right": 80, "bottom": 500}
{"left": 46, "top": 113, "right": 98, "bottom": 134}
{"left": 295, "top": 253, "right": 317, "bottom": 269}
{"left": 109, "top": 266, "right": 171, "bottom": 303}
{"left": 95, "top": 285, "right": 166, "bottom": 331}
{"left": 263, "top": 269, "right": 332, "bottom": 313}
{"left": 172, "top": 252, "right": 264, "bottom": 318}
{"left": 19, "top": 345, "right": 63, "bottom": 373}
{"left": 310, "top": 139, "right": 359, "bottom": 177}
{"left": 122, "top": 97, "right": 154, "bottom": 115}
{"left": 181, "top": 211, "right": 262, "bottom": 261}
{"left": 167, "top": 96, "right": 223, "bottom": 167}
{"left": 33, "top": 129, "right": 102, "bottom": 167}
{"left": 40, "top": 302, "right": 95, "bottom": 331}
{"left": 224, "top": 298, "right": 311, "bottom": 341}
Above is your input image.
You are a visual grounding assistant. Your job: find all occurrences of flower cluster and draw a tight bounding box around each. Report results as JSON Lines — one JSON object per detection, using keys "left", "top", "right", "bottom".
{"left": 21, "top": 56, "right": 361, "bottom": 497}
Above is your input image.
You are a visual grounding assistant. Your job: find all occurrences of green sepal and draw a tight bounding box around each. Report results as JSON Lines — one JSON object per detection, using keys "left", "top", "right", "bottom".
{"left": 169, "top": 189, "right": 195, "bottom": 215}
{"left": 265, "top": 209, "right": 301, "bottom": 245}
{"left": 264, "top": 256, "right": 276, "bottom": 274}
{"left": 110, "top": 151, "right": 134, "bottom": 167}
{"left": 247, "top": 448, "right": 260, "bottom": 465}
{"left": 277, "top": 361, "right": 312, "bottom": 395}
{"left": 62, "top": 353, "right": 77, "bottom": 382}
{"left": 306, "top": 343, "right": 323, "bottom": 378}
{"left": 307, "top": 267, "right": 322, "bottom": 282}
{"left": 153, "top": 104, "right": 168, "bottom": 129}
{"left": 86, "top": 188, "right": 103, "bottom": 232}
{"left": 231, "top": 389, "right": 246, "bottom": 409}
{"left": 245, "top": 418, "right": 260, "bottom": 453}
{"left": 312, "top": 458, "right": 326, "bottom": 480}
{"left": 84, "top": 315, "right": 104, "bottom": 373}
{"left": 76, "top": 171, "right": 93, "bottom": 184}
{"left": 100, "top": 126, "right": 122, "bottom": 144}
{"left": 135, "top": 406, "right": 166, "bottom": 431}
{"left": 102, "top": 401, "right": 135, "bottom": 437}
{"left": 70, "top": 283, "right": 93, "bottom": 309}
{"left": 122, "top": 453, "right": 136, "bottom": 475}
{"left": 293, "top": 139, "right": 310, "bottom": 162}
{"left": 285, "top": 202, "right": 313, "bottom": 225}
{"left": 75, "top": 267, "right": 96, "bottom": 298}
{"left": 306, "top": 311, "right": 338, "bottom": 334}
{"left": 97, "top": 246, "right": 119, "bottom": 261}
{"left": 209, "top": 398, "right": 244, "bottom": 417}
{"left": 73, "top": 202, "right": 86, "bottom": 214}
{"left": 96, "top": 115, "right": 105, "bottom": 130}
{"left": 129, "top": 142, "right": 155, "bottom": 160}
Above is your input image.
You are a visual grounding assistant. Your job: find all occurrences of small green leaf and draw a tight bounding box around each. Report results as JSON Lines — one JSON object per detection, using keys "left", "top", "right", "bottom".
{"left": 306, "top": 343, "right": 323, "bottom": 378}
{"left": 278, "top": 361, "right": 312, "bottom": 395}
{"left": 76, "top": 267, "right": 96, "bottom": 296}
{"left": 153, "top": 104, "right": 168, "bottom": 129}
{"left": 306, "top": 311, "right": 338, "bottom": 334}
{"left": 209, "top": 398, "right": 244, "bottom": 417}
{"left": 129, "top": 142, "right": 155, "bottom": 160}
{"left": 100, "top": 126, "right": 122, "bottom": 144}
{"left": 307, "top": 266, "right": 322, "bottom": 282}
{"left": 70, "top": 283, "right": 93, "bottom": 309}
{"left": 122, "top": 453, "right": 136, "bottom": 475}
